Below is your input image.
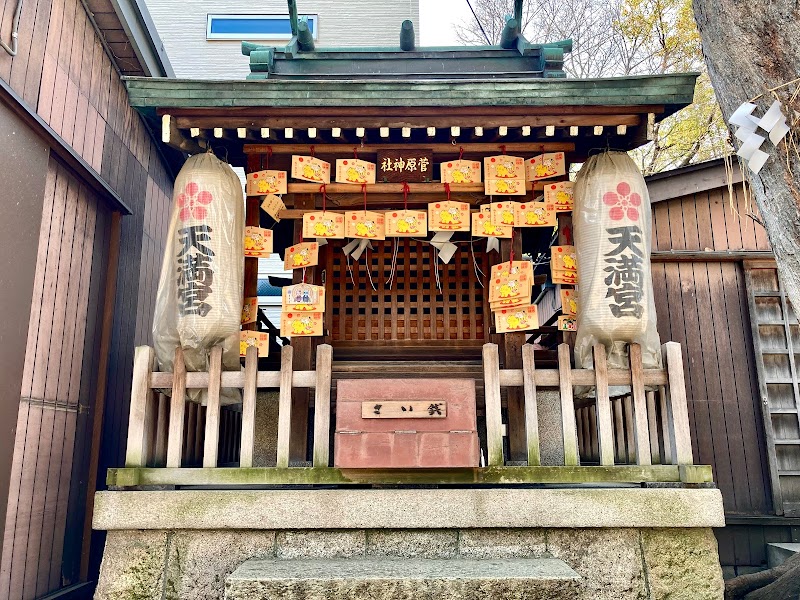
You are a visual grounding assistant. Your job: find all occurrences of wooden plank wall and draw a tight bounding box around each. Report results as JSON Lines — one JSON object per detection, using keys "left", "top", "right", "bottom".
{"left": 651, "top": 184, "right": 772, "bottom": 517}
{"left": 0, "top": 0, "right": 173, "bottom": 596}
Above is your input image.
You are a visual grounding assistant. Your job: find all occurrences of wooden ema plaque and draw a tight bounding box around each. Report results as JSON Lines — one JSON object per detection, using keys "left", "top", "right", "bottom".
{"left": 515, "top": 201, "right": 557, "bottom": 227}
{"left": 303, "top": 211, "right": 345, "bottom": 239}
{"left": 246, "top": 170, "right": 287, "bottom": 196}
{"left": 377, "top": 149, "right": 433, "bottom": 182}
{"left": 527, "top": 152, "right": 566, "bottom": 181}
{"left": 335, "top": 159, "right": 376, "bottom": 184}
{"left": 385, "top": 210, "right": 428, "bottom": 237}
{"left": 544, "top": 181, "right": 574, "bottom": 212}
{"left": 239, "top": 331, "right": 269, "bottom": 357}
{"left": 284, "top": 242, "right": 319, "bottom": 270}
{"left": 291, "top": 155, "right": 331, "bottom": 184}
{"left": 244, "top": 226, "right": 273, "bottom": 257}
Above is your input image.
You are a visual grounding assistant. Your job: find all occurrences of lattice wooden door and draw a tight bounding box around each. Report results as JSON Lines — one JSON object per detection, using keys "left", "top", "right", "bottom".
{"left": 324, "top": 239, "right": 489, "bottom": 346}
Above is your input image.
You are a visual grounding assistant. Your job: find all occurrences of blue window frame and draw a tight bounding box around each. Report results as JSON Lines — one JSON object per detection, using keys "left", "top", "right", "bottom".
{"left": 206, "top": 14, "right": 318, "bottom": 41}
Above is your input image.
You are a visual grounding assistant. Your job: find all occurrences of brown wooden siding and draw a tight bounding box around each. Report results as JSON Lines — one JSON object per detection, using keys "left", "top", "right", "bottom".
{"left": 651, "top": 183, "right": 774, "bottom": 516}
{"left": 0, "top": 158, "right": 111, "bottom": 598}
{"left": 0, "top": 0, "right": 173, "bottom": 594}
{"left": 652, "top": 185, "right": 770, "bottom": 252}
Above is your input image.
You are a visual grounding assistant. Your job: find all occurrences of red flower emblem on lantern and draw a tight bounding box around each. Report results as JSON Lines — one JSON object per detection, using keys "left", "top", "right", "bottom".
{"left": 603, "top": 182, "right": 641, "bottom": 221}
{"left": 177, "top": 182, "right": 213, "bottom": 222}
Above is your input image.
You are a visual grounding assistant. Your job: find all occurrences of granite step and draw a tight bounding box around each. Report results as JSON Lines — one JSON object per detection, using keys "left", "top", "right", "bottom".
{"left": 224, "top": 557, "right": 581, "bottom": 600}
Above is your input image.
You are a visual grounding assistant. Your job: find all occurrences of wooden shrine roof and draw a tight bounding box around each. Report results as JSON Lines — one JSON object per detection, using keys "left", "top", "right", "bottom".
{"left": 126, "top": 74, "right": 697, "bottom": 115}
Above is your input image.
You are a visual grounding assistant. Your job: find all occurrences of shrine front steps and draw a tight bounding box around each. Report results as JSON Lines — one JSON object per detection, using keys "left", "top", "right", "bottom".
{"left": 224, "top": 557, "right": 581, "bottom": 600}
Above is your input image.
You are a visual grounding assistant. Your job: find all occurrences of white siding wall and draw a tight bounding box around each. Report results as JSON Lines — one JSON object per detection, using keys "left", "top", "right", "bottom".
{"left": 145, "top": 0, "right": 421, "bottom": 79}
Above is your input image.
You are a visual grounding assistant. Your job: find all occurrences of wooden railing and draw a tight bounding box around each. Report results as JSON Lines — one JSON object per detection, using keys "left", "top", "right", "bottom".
{"left": 111, "top": 340, "right": 708, "bottom": 488}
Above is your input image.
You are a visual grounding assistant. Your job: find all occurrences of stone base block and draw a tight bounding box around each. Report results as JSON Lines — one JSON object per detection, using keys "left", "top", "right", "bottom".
{"left": 224, "top": 557, "right": 580, "bottom": 600}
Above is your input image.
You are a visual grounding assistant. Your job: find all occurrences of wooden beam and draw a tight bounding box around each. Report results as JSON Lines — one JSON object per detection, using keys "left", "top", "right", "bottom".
{"left": 629, "top": 344, "right": 652, "bottom": 466}
{"left": 161, "top": 105, "right": 666, "bottom": 119}
{"left": 282, "top": 182, "right": 548, "bottom": 195}
{"left": 663, "top": 342, "right": 694, "bottom": 465}
{"left": 244, "top": 142, "right": 575, "bottom": 154}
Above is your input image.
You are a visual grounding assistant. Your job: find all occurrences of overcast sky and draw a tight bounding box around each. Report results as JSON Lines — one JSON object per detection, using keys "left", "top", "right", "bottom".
{"left": 420, "top": 0, "right": 474, "bottom": 46}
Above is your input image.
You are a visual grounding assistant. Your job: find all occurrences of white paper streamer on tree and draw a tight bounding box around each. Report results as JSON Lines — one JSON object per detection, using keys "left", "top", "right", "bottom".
{"left": 729, "top": 100, "right": 790, "bottom": 174}
{"left": 573, "top": 152, "right": 661, "bottom": 388}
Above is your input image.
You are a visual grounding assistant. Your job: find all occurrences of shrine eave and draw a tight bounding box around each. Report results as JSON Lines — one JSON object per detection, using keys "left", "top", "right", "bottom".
{"left": 125, "top": 73, "right": 698, "bottom": 117}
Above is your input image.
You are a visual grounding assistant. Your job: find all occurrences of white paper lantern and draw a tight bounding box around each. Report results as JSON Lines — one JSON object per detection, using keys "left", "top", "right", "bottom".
{"left": 573, "top": 152, "right": 661, "bottom": 375}
{"left": 153, "top": 152, "right": 244, "bottom": 404}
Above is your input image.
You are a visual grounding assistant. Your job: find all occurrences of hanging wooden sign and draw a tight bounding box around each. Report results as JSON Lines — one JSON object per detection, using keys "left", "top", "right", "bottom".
{"left": 281, "top": 311, "right": 324, "bottom": 337}
{"left": 386, "top": 209, "right": 428, "bottom": 236}
{"left": 484, "top": 155, "right": 525, "bottom": 180}
{"left": 551, "top": 245, "right": 577, "bottom": 272}
{"left": 490, "top": 295, "right": 532, "bottom": 311}
{"left": 428, "top": 201, "right": 470, "bottom": 232}
{"left": 472, "top": 211, "right": 512, "bottom": 238}
{"left": 291, "top": 155, "right": 331, "bottom": 183}
{"left": 441, "top": 159, "right": 481, "bottom": 184}
{"left": 241, "top": 297, "right": 258, "bottom": 325}
{"left": 362, "top": 400, "right": 448, "bottom": 419}
{"left": 489, "top": 261, "right": 532, "bottom": 302}
{"left": 303, "top": 211, "right": 345, "bottom": 239}
{"left": 335, "top": 159, "right": 377, "bottom": 184}
{"left": 544, "top": 180, "right": 575, "bottom": 212}
{"left": 345, "top": 211, "right": 386, "bottom": 240}
{"left": 489, "top": 201, "right": 518, "bottom": 227}
{"left": 284, "top": 241, "right": 319, "bottom": 269}
{"left": 244, "top": 226, "right": 274, "bottom": 257}
{"left": 552, "top": 269, "right": 578, "bottom": 285}
{"left": 558, "top": 315, "right": 577, "bottom": 332}
{"left": 561, "top": 288, "right": 578, "bottom": 315}
{"left": 377, "top": 149, "right": 433, "bottom": 182}
{"left": 495, "top": 305, "right": 539, "bottom": 333}
{"left": 515, "top": 201, "right": 557, "bottom": 227}
{"left": 240, "top": 331, "right": 269, "bottom": 357}
{"left": 527, "top": 152, "right": 566, "bottom": 181}
{"left": 246, "top": 170, "right": 287, "bottom": 196}
{"left": 283, "top": 283, "right": 326, "bottom": 312}
{"left": 260, "top": 194, "right": 286, "bottom": 221}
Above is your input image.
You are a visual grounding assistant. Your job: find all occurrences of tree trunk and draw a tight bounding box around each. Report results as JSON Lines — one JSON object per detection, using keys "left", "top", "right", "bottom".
{"left": 725, "top": 551, "right": 800, "bottom": 599}
{"left": 692, "top": 0, "right": 800, "bottom": 315}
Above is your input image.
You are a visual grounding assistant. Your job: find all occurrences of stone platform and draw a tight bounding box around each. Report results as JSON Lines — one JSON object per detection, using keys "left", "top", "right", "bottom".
{"left": 93, "top": 488, "right": 726, "bottom": 599}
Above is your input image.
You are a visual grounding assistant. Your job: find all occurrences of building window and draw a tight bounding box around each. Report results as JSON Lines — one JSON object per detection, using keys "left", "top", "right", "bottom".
{"left": 206, "top": 14, "right": 318, "bottom": 41}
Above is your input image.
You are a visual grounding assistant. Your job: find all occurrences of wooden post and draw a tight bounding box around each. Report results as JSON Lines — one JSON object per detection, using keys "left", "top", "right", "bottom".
{"left": 482, "top": 343, "right": 504, "bottom": 467}
{"left": 593, "top": 343, "right": 615, "bottom": 466}
{"left": 290, "top": 194, "right": 316, "bottom": 462}
{"left": 239, "top": 345, "right": 258, "bottom": 468}
{"left": 521, "top": 344, "right": 541, "bottom": 466}
{"left": 658, "top": 387, "right": 672, "bottom": 465}
{"left": 629, "top": 344, "right": 652, "bottom": 465}
{"left": 202, "top": 346, "right": 223, "bottom": 468}
{"left": 663, "top": 342, "right": 694, "bottom": 465}
{"left": 557, "top": 344, "right": 579, "bottom": 466}
{"left": 166, "top": 347, "right": 187, "bottom": 468}
{"left": 312, "top": 344, "right": 333, "bottom": 467}
{"left": 244, "top": 153, "right": 262, "bottom": 332}
{"left": 276, "top": 345, "right": 294, "bottom": 468}
{"left": 500, "top": 233, "right": 526, "bottom": 461}
{"left": 646, "top": 390, "right": 661, "bottom": 464}
{"left": 125, "top": 346, "right": 155, "bottom": 467}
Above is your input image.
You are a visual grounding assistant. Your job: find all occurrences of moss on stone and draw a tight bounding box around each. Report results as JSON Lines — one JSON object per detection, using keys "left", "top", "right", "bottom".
{"left": 641, "top": 528, "right": 724, "bottom": 599}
